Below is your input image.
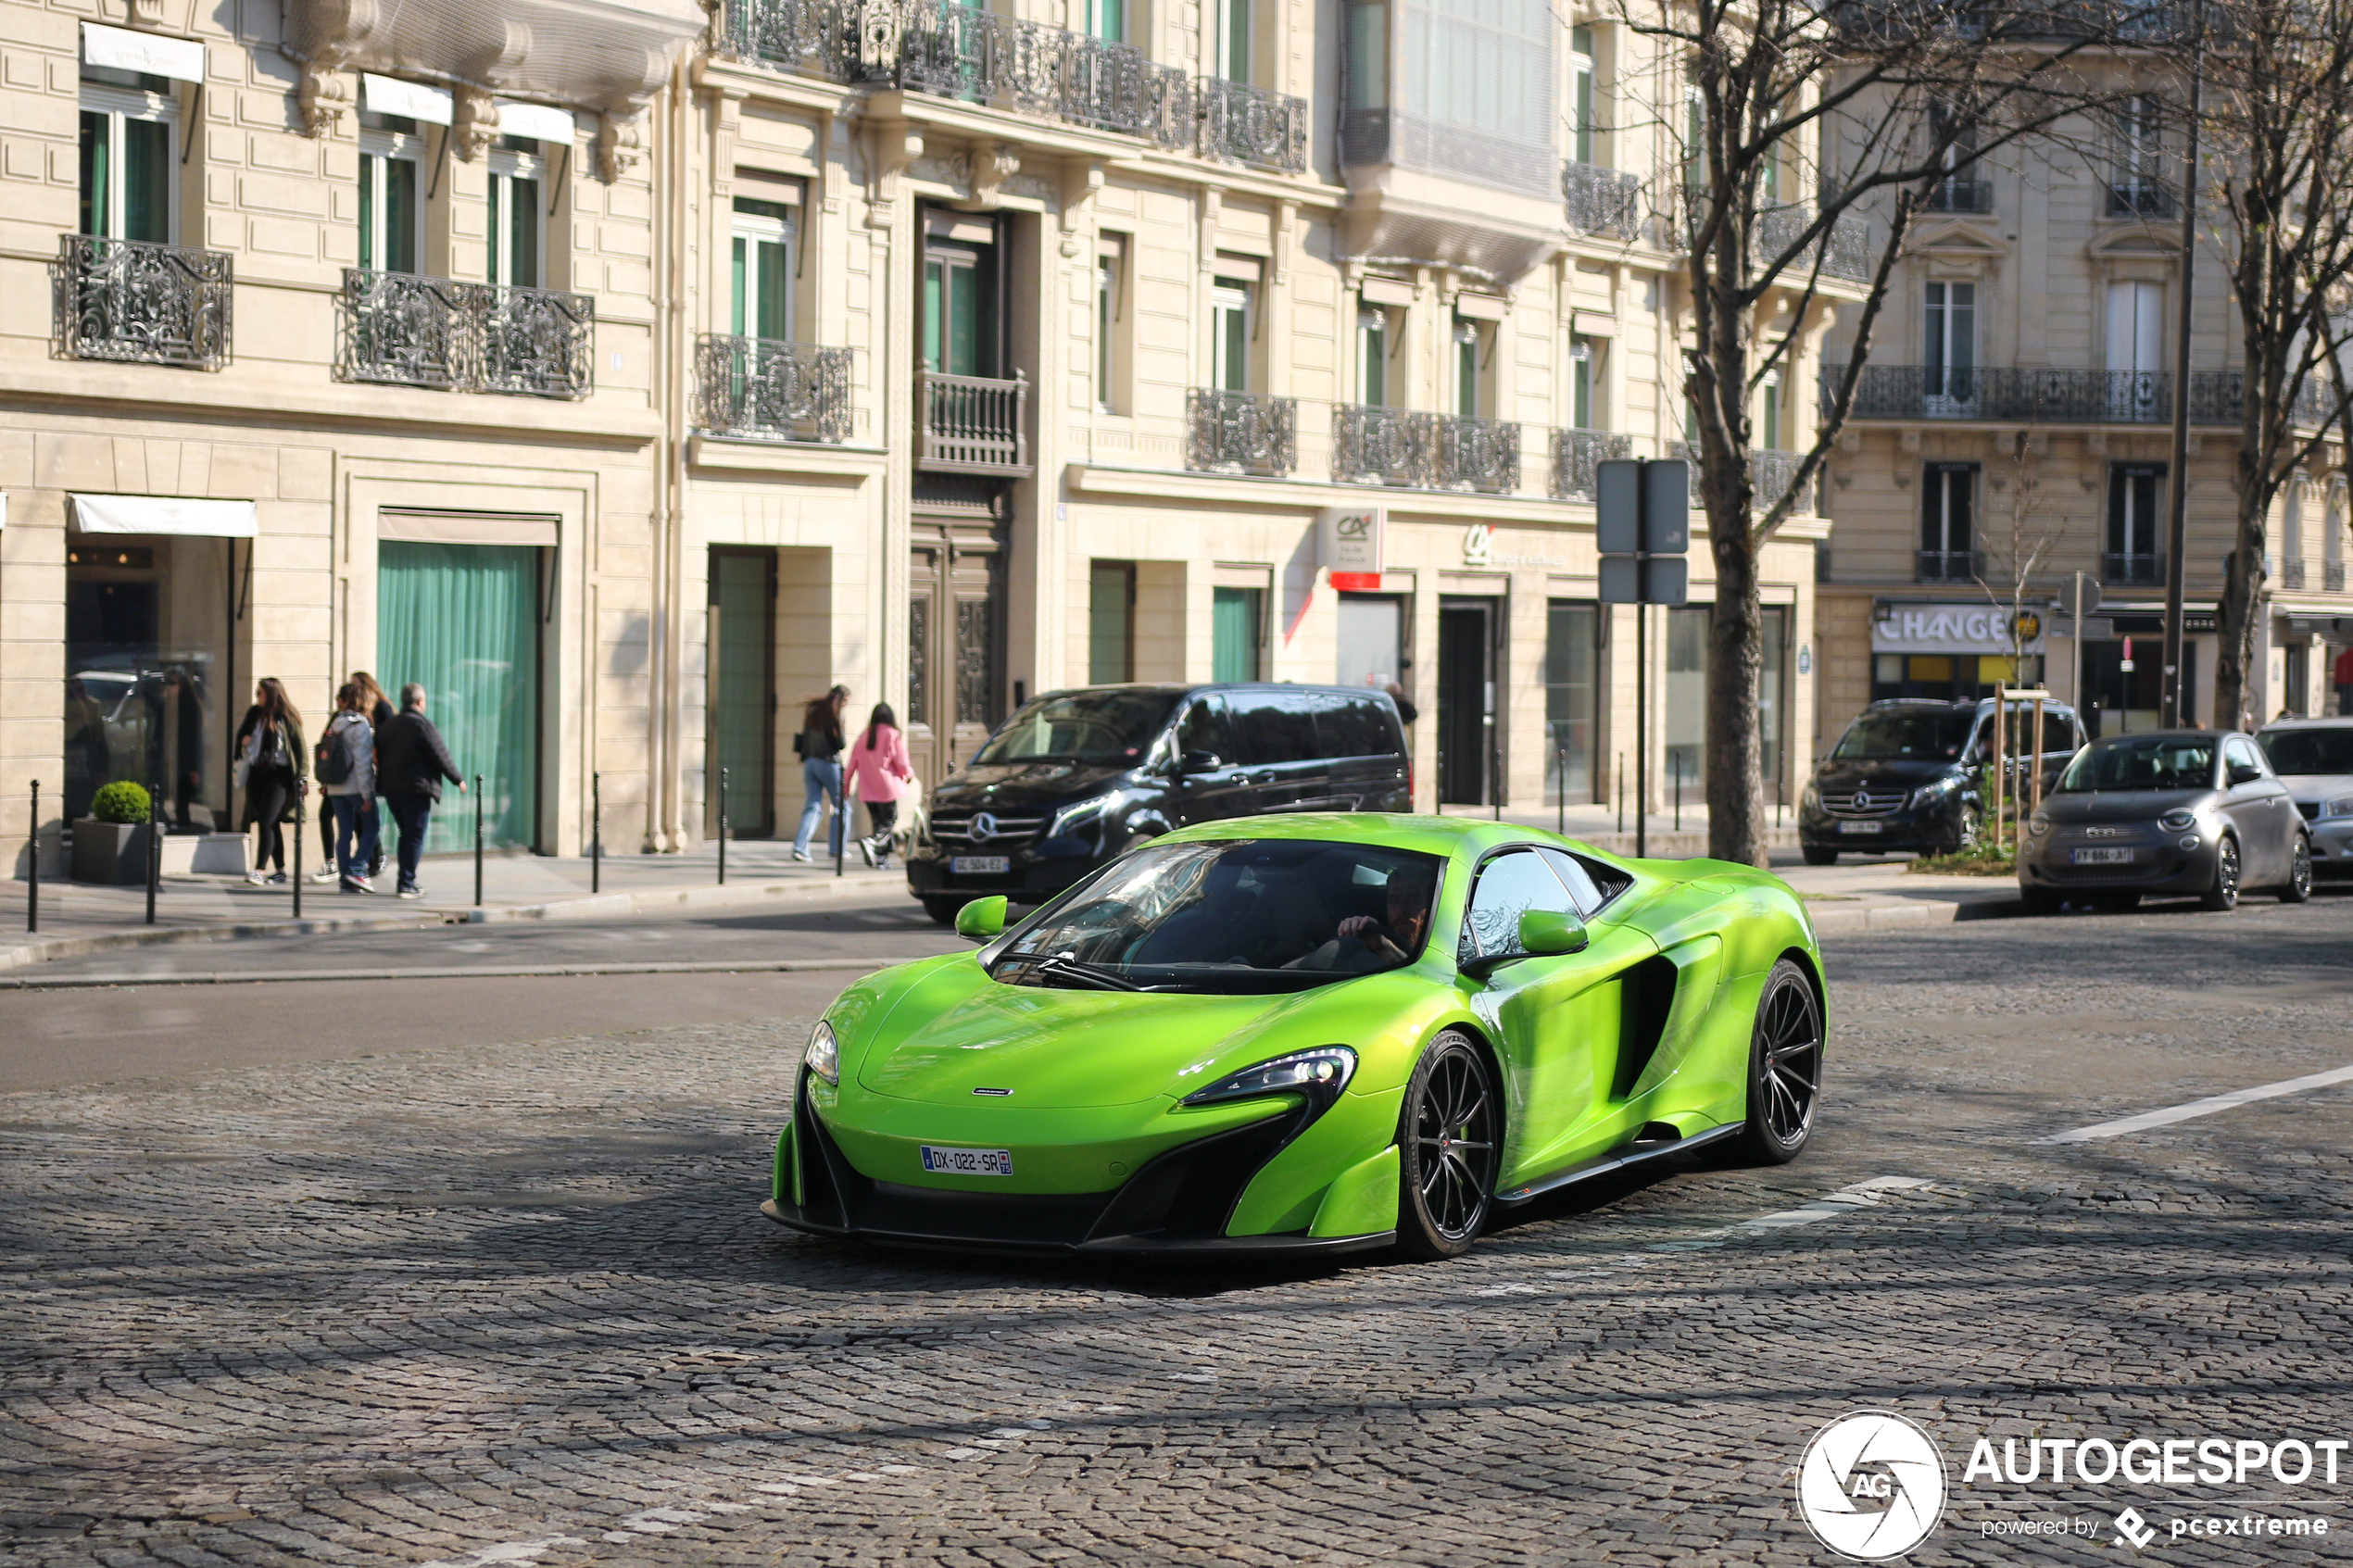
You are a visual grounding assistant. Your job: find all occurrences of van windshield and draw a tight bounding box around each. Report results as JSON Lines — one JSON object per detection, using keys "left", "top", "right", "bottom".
{"left": 2259, "top": 727, "right": 2353, "bottom": 776}
{"left": 973, "top": 691, "right": 1180, "bottom": 766}
{"left": 1832, "top": 709, "right": 1974, "bottom": 761}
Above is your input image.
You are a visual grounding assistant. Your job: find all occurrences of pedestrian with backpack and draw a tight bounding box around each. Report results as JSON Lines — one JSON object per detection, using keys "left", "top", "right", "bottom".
{"left": 844, "top": 703, "right": 916, "bottom": 869}
{"left": 312, "top": 671, "right": 397, "bottom": 883}
{"left": 789, "top": 684, "right": 851, "bottom": 862}
{"left": 233, "top": 678, "right": 306, "bottom": 884}
{"left": 317, "top": 683, "right": 379, "bottom": 893}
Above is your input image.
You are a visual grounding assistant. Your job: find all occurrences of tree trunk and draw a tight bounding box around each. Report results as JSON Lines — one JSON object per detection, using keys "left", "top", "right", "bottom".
{"left": 2214, "top": 521, "right": 2263, "bottom": 733}
{"left": 1705, "top": 498, "right": 1767, "bottom": 867}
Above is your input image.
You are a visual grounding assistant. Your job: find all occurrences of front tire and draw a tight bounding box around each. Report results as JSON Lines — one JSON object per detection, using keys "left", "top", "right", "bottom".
{"left": 2200, "top": 836, "right": 2242, "bottom": 911}
{"left": 1730, "top": 959, "right": 1822, "bottom": 1166}
{"left": 1395, "top": 1031, "right": 1501, "bottom": 1261}
{"left": 2280, "top": 834, "right": 2313, "bottom": 903}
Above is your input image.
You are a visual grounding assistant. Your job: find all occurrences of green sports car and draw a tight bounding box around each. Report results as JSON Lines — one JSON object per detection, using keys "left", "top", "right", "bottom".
{"left": 761, "top": 815, "right": 1825, "bottom": 1261}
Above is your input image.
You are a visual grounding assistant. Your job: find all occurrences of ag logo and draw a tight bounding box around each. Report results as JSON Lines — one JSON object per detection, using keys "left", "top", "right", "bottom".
{"left": 1795, "top": 1411, "right": 1947, "bottom": 1561}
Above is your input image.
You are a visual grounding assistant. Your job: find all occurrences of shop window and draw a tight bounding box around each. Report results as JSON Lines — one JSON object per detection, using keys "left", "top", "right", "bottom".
{"left": 1544, "top": 601, "right": 1598, "bottom": 805}
{"left": 1665, "top": 605, "right": 1709, "bottom": 796}
{"left": 1761, "top": 604, "right": 1788, "bottom": 804}
{"left": 65, "top": 533, "right": 235, "bottom": 832}
{"left": 1337, "top": 594, "right": 1405, "bottom": 691}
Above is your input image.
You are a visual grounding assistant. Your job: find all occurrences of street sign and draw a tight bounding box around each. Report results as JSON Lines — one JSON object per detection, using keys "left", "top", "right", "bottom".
{"left": 1594, "top": 458, "right": 1690, "bottom": 606}
{"left": 1596, "top": 461, "right": 1642, "bottom": 556}
{"left": 1600, "top": 557, "right": 1688, "bottom": 606}
{"left": 1642, "top": 460, "right": 1689, "bottom": 553}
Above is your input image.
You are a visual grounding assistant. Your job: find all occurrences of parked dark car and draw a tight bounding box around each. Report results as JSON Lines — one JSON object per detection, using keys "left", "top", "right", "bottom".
{"left": 1799, "top": 697, "right": 2084, "bottom": 863}
{"left": 906, "top": 683, "right": 1411, "bottom": 925}
{"left": 2257, "top": 718, "right": 2353, "bottom": 878}
{"left": 2018, "top": 730, "right": 2312, "bottom": 911}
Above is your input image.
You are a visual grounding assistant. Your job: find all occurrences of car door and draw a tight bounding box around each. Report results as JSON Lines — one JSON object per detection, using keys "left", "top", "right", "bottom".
{"left": 1169, "top": 695, "right": 1255, "bottom": 827}
{"left": 2223, "top": 734, "right": 2292, "bottom": 883}
{"left": 1459, "top": 847, "right": 1656, "bottom": 1190}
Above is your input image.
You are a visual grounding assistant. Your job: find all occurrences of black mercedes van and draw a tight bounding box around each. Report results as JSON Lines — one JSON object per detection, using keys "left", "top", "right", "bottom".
{"left": 905, "top": 683, "right": 1411, "bottom": 924}
{"left": 1799, "top": 696, "right": 2084, "bottom": 863}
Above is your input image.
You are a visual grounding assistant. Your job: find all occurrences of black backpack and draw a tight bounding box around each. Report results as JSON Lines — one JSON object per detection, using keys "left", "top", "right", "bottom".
{"left": 314, "top": 720, "right": 354, "bottom": 785}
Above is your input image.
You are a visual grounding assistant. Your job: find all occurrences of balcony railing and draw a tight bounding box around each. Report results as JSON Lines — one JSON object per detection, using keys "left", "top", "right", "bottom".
{"left": 2282, "top": 558, "right": 2308, "bottom": 590}
{"left": 2106, "top": 181, "right": 2176, "bottom": 218}
{"left": 896, "top": 1, "right": 1192, "bottom": 146}
{"left": 338, "top": 270, "right": 594, "bottom": 398}
{"left": 2328, "top": 562, "right": 2347, "bottom": 592}
{"left": 1199, "top": 78, "right": 1307, "bottom": 174}
{"left": 920, "top": 370, "right": 1029, "bottom": 474}
{"left": 1918, "top": 548, "right": 1986, "bottom": 583}
{"left": 2104, "top": 552, "right": 2166, "bottom": 586}
{"left": 696, "top": 334, "right": 853, "bottom": 443}
{"left": 1331, "top": 408, "right": 1519, "bottom": 493}
{"left": 1187, "top": 389, "right": 1297, "bottom": 477}
{"left": 1834, "top": 365, "right": 2210, "bottom": 424}
{"left": 722, "top": 0, "right": 862, "bottom": 80}
{"left": 54, "top": 235, "right": 232, "bottom": 370}
{"left": 1564, "top": 161, "right": 1644, "bottom": 241}
{"left": 1756, "top": 203, "right": 1873, "bottom": 282}
{"left": 1926, "top": 178, "right": 1994, "bottom": 213}
{"left": 1550, "top": 428, "right": 1631, "bottom": 500}
{"left": 1668, "top": 441, "right": 1814, "bottom": 513}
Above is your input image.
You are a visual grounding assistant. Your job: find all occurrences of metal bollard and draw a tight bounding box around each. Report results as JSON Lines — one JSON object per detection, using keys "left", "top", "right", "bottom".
{"left": 1674, "top": 759, "right": 1682, "bottom": 834}
{"left": 292, "top": 781, "right": 304, "bottom": 921}
{"left": 1616, "top": 754, "right": 1625, "bottom": 835}
{"left": 718, "top": 766, "right": 728, "bottom": 885}
{"left": 145, "top": 774, "right": 162, "bottom": 926}
{"left": 27, "top": 780, "right": 38, "bottom": 935}
{"left": 834, "top": 766, "right": 845, "bottom": 878}
{"left": 591, "top": 771, "right": 601, "bottom": 895}
{"left": 473, "top": 774, "right": 484, "bottom": 908}
{"left": 1556, "top": 747, "right": 1567, "bottom": 836}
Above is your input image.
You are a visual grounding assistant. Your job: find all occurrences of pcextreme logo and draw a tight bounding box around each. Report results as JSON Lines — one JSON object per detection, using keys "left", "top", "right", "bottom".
{"left": 1795, "top": 1411, "right": 1949, "bottom": 1561}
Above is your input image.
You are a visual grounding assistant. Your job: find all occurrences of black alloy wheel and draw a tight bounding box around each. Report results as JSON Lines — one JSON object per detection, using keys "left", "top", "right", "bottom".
{"left": 2200, "top": 835, "right": 2242, "bottom": 912}
{"left": 1396, "top": 1031, "right": 1501, "bottom": 1260}
{"left": 1732, "top": 959, "right": 1822, "bottom": 1165}
{"left": 2280, "top": 834, "right": 2314, "bottom": 904}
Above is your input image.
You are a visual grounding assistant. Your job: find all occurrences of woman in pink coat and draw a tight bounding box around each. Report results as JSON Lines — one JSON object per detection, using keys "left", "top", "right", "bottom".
{"left": 844, "top": 703, "right": 917, "bottom": 868}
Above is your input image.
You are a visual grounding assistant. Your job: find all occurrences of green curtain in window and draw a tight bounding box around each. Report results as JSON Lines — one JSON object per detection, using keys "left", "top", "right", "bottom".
{"left": 1212, "top": 586, "right": 1262, "bottom": 683}
{"left": 378, "top": 541, "right": 541, "bottom": 853}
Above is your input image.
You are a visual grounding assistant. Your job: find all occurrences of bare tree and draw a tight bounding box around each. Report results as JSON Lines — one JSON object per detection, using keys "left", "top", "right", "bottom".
{"left": 2196, "top": 0, "right": 2353, "bottom": 730}
{"left": 1974, "top": 432, "right": 2069, "bottom": 683}
{"left": 1610, "top": 0, "right": 2128, "bottom": 864}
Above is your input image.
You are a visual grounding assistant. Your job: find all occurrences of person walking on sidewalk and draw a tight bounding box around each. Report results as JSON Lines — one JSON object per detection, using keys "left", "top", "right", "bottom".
{"left": 790, "top": 684, "right": 851, "bottom": 862}
{"left": 845, "top": 702, "right": 916, "bottom": 869}
{"left": 374, "top": 683, "right": 466, "bottom": 900}
{"left": 312, "top": 671, "right": 396, "bottom": 884}
{"left": 233, "top": 679, "right": 306, "bottom": 885}
{"left": 318, "top": 683, "right": 379, "bottom": 894}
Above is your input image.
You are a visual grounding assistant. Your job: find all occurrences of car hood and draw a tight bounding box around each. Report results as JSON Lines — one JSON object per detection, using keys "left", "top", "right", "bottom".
{"left": 931, "top": 761, "right": 1138, "bottom": 809}
{"left": 851, "top": 960, "right": 1356, "bottom": 1110}
{"left": 2274, "top": 771, "right": 2353, "bottom": 804}
{"left": 2040, "top": 787, "right": 2217, "bottom": 822}
{"left": 1813, "top": 759, "right": 1959, "bottom": 789}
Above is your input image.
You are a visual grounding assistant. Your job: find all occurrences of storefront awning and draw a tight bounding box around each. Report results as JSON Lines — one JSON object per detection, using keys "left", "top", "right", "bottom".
{"left": 70, "top": 494, "right": 258, "bottom": 537}
{"left": 379, "top": 508, "right": 559, "bottom": 546}
{"left": 82, "top": 22, "right": 208, "bottom": 85}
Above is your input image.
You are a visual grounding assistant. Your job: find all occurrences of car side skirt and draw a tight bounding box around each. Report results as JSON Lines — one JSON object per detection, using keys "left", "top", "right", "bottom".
{"left": 757, "top": 1198, "right": 1394, "bottom": 1260}
{"left": 1492, "top": 1122, "right": 1742, "bottom": 1207}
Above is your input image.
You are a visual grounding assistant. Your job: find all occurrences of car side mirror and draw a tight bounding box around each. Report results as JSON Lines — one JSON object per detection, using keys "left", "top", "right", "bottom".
{"left": 954, "top": 896, "right": 1008, "bottom": 943}
{"left": 1519, "top": 908, "right": 1590, "bottom": 957}
{"left": 2228, "top": 762, "right": 2264, "bottom": 786}
{"left": 1179, "top": 749, "right": 1223, "bottom": 773}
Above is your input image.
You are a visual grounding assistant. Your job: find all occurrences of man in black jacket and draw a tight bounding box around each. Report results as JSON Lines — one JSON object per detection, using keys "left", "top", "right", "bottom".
{"left": 375, "top": 684, "right": 466, "bottom": 899}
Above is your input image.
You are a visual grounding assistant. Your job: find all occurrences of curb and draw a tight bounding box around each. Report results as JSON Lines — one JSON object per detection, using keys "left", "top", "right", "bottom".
{"left": 0, "top": 955, "right": 942, "bottom": 990}
{"left": 0, "top": 872, "right": 912, "bottom": 971}
{"left": 1806, "top": 897, "right": 2020, "bottom": 934}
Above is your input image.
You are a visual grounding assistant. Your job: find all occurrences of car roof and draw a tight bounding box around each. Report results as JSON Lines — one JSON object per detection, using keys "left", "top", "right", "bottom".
{"left": 2086, "top": 728, "right": 2232, "bottom": 742}
{"left": 1158, "top": 812, "right": 1554, "bottom": 859}
{"left": 2259, "top": 716, "right": 2353, "bottom": 731}
{"left": 1032, "top": 682, "right": 1400, "bottom": 701}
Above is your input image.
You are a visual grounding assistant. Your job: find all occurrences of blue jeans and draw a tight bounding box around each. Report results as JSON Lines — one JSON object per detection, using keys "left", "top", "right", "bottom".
{"left": 386, "top": 794, "right": 434, "bottom": 890}
{"left": 793, "top": 758, "right": 843, "bottom": 856}
{"left": 328, "top": 796, "right": 374, "bottom": 880}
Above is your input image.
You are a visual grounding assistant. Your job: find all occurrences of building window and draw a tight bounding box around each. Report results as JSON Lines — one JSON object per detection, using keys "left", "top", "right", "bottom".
{"left": 1218, "top": 0, "right": 1252, "bottom": 82}
{"left": 1921, "top": 464, "right": 1976, "bottom": 581}
{"left": 1212, "top": 585, "right": 1264, "bottom": 682}
{"left": 2108, "top": 463, "right": 2166, "bottom": 581}
{"left": 1925, "top": 281, "right": 1975, "bottom": 403}
{"left": 359, "top": 115, "right": 422, "bottom": 273}
{"left": 1088, "top": 560, "right": 1135, "bottom": 684}
{"left": 923, "top": 237, "right": 991, "bottom": 376}
{"left": 1544, "top": 600, "right": 1597, "bottom": 804}
{"left": 2114, "top": 94, "right": 2164, "bottom": 208}
{"left": 1570, "top": 25, "right": 1597, "bottom": 165}
{"left": 1213, "top": 273, "right": 1255, "bottom": 393}
{"left": 731, "top": 197, "right": 795, "bottom": 340}
{"left": 1665, "top": 605, "right": 1709, "bottom": 795}
{"left": 1095, "top": 232, "right": 1125, "bottom": 411}
{"left": 1758, "top": 367, "right": 1782, "bottom": 450}
{"left": 1357, "top": 301, "right": 1391, "bottom": 406}
{"left": 2106, "top": 280, "right": 2164, "bottom": 412}
{"left": 1569, "top": 334, "right": 1601, "bottom": 429}
{"left": 1088, "top": 0, "right": 1125, "bottom": 43}
{"left": 486, "top": 137, "right": 544, "bottom": 288}
{"left": 79, "top": 69, "right": 177, "bottom": 243}
{"left": 1453, "top": 315, "right": 1490, "bottom": 418}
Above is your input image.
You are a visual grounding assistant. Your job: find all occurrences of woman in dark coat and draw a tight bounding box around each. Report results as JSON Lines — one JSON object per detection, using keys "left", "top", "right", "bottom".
{"left": 233, "top": 677, "right": 306, "bottom": 884}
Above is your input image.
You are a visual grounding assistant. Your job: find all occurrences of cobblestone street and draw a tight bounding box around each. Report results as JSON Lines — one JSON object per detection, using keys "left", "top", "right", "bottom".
{"left": 4, "top": 899, "right": 2350, "bottom": 1567}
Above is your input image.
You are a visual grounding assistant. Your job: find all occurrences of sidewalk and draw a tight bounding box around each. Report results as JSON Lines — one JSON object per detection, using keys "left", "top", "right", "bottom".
{"left": 1453, "top": 798, "right": 1804, "bottom": 860}
{"left": 3, "top": 837, "right": 906, "bottom": 970}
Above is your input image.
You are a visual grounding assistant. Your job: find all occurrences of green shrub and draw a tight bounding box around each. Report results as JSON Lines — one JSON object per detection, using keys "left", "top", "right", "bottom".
{"left": 89, "top": 781, "right": 151, "bottom": 825}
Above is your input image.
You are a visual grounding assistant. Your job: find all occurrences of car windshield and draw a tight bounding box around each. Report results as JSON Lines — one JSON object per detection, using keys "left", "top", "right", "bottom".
{"left": 989, "top": 838, "right": 1446, "bottom": 995}
{"left": 1832, "top": 709, "right": 1974, "bottom": 761}
{"left": 2259, "top": 727, "right": 2353, "bottom": 776}
{"left": 971, "top": 691, "right": 1179, "bottom": 766}
{"left": 2057, "top": 736, "right": 2217, "bottom": 793}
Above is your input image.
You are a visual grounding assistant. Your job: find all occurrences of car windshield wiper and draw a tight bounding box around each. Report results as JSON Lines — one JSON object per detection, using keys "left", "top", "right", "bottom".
{"left": 995, "top": 951, "right": 1140, "bottom": 991}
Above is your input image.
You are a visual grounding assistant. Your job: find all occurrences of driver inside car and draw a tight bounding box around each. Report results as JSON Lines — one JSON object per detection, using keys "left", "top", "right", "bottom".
{"left": 1285, "top": 862, "right": 1439, "bottom": 973}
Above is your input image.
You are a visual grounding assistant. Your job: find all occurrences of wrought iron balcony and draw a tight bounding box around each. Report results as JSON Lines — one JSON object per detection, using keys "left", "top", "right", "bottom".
{"left": 1926, "top": 178, "right": 1993, "bottom": 213}
{"left": 2282, "top": 558, "right": 2308, "bottom": 590}
{"left": 896, "top": 0, "right": 1191, "bottom": 146}
{"left": 338, "top": 270, "right": 595, "bottom": 398}
{"left": 1439, "top": 417, "right": 1520, "bottom": 494}
{"left": 1549, "top": 428, "right": 1630, "bottom": 501}
{"left": 2103, "top": 552, "right": 2166, "bottom": 587}
{"left": 54, "top": 235, "right": 232, "bottom": 370}
{"left": 1334, "top": 407, "right": 1439, "bottom": 488}
{"left": 1918, "top": 549, "right": 1986, "bottom": 583}
{"left": 1198, "top": 78, "right": 1307, "bottom": 174}
{"left": 1833, "top": 365, "right": 2206, "bottom": 424}
{"left": 1187, "top": 389, "right": 1297, "bottom": 477}
{"left": 1667, "top": 441, "right": 1810, "bottom": 511}
{"left": 1563, "top": 161, "right": 1644, "bottom": 241}
{"left": 2106, "top": 181, "right": 2175, "bottom": 218}
{"left": 2188, "top": 370, "right": 2335, "bottom": 429}
{"left": 920, "top": 370, "right": 1029, "bottom": 474}
{"left": 723, "top": 0, "right": 862, "bottom": 81}
{"left": 696, "top": 334, "right": 853, "bottom": 443}
{"left": 2328, "top": 562, "right": 2347, "bottom": 593}
{"left": 1755, "top": 203, "right": 1873, "bottom": 282}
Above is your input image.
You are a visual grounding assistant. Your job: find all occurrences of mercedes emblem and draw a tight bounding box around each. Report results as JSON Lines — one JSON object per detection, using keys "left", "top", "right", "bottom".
{"left": 971, "top": 810, "right": 998, "bottom": 843}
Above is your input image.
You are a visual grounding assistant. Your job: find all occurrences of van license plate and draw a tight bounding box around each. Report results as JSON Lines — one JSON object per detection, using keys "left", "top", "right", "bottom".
{"left": 950, "top": 856, "right": 1011, "bottom": 874}
{"left": 1837, "top": 821, "right": 1883, "bottom": 834}
{"left": 2071, "top": 847, "right": 2136, "bottom": 865}
{"left": 921, "top": 1146, "right": 1013, "bottom": 1176}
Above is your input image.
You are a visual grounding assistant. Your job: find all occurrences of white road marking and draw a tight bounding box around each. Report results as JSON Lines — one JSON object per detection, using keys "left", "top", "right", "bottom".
{"left": 2041, "top": 1063, "right": 2353, "bottom": 1144}
{"left": 1644, "top": 1174, "right": 1934, "bottom": 1251}
{"left": 416, "top": 1539, "right": 585, "bottom": 1568}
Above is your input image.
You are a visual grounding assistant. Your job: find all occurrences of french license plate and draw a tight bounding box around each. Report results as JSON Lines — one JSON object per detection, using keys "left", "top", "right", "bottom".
{"left": 1837, "top": 820, "right": 1884, "bottom": 835}
{"left": 921, "top": 1145, "right": 1013, "bottom": 1176}
{"left": 2071, "top": 847, "right": 2137, "bottom": 865}
{"left": 950, "top": 856, "right": 1011, "bottom": 874}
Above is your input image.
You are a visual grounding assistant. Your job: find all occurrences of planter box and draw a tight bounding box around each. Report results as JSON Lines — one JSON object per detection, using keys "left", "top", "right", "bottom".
{"left": 72, "top": 822, "right": 253, "bottom": 883}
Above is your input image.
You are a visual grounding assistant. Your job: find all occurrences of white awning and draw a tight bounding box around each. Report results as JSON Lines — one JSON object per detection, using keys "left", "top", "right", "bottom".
{"left": 71, "top": 494, "right": 257, "bottom": 538}
{"left": 379, "top": 508, "right": 559, "bottom": 546}
{"left": 361, "top": 73, "right": 455, "bottom": 126}
{"left": 82, "top": 22, "right": 208, "bottom": 85}
{"left": 494, "top": 100, "right": 578, "bottom": 144}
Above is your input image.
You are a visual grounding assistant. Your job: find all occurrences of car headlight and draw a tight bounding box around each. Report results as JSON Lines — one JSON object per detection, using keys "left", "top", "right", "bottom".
{"left": 1179, "top": 1047, "right": 1357, "bottom": 1107}
{"left": 1911, "top": 775, "right": 1959, "bottom": 809}
{"left": 2028, "top": 812, "right": 2051, "bottom": 835}
{"left": 2322, "top": 795, "right": 2353, "bottom": 821}
{"left": 804, "top": 1020, "right": 839, "bottom": 1085}
{"left": 1049, "top": 796, "right": 1112, "bottom": 837}
{"left": 1801, "top": 783, "right": 1820, "bottom": 809}
{"left": 2159, "top": 809, "right": 2197, "bottom": 833}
